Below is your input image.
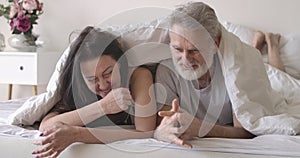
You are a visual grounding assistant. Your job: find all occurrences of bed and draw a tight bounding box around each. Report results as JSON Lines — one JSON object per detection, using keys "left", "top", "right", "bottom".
{"left": 1, "top": 98, "right": 300, "bottom": 158}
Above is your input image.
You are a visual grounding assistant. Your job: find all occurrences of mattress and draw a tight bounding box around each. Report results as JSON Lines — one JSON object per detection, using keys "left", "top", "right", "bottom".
{"left": 1, "top": 98, "right": 300, "bottom": 158}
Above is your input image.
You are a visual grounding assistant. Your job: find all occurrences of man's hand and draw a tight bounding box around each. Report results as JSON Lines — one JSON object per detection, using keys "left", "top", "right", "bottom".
{"left": 176, "top": 109, "right": 202, "bottom": 141}
{"left": 154, "top": 99, "right": 192, "bottom": 148}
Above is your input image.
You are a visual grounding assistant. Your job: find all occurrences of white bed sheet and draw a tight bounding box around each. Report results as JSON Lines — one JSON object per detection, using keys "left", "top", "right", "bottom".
{"left": 0, "top": 98, "right": 40, "bottom": 139}
{"left": 1, "top": 98, "right": 300, "bottom": 158}
{"left": 0, "top": 136, "right": 299, "bottom": 158}
{"left": 0, "top": 98, "right": 27, "bottom": 124}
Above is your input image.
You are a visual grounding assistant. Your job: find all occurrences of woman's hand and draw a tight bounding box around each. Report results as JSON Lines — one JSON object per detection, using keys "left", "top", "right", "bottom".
{"left": 32, "top": 122, "right": 78, "bottom": 158}
{"left": 98, "top": 88, "right": 133, "bottom": 114}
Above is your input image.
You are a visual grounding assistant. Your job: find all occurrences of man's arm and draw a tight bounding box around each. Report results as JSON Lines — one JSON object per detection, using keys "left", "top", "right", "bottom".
{"left": 156, "top": 99, "right": 254, "bottom": 148}
{"left": 205, "top": 115, "right": 254, "bottom": 138}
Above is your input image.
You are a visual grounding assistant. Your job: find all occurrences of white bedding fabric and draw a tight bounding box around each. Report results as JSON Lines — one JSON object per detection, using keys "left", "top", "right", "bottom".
{"left": 219, "top": 26, "right": 300, "bottom": 135}
{"left": 0, "top": 98, "right": 41, "bottom": 138}
{"left": 1, "top": 99, "right": 300, "bottom": 157}
{"left": 223, "top": 21, "right": 300, "bottom": 79}
{"left": 111, "top": 136, "right": 300, "bottom": 157}
{"left": 6, "top": 20, "right": 300, "bottom": 136}
{"left": 0, "top": 98, "right": 26, "bottom": 124}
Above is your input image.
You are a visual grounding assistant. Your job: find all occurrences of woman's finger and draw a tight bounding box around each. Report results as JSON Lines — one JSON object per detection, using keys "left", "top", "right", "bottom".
{"left": 34, "top": 134, "right": 54, "bottom": 146}
{"left": 51, "top": 150, "right": 61, "bottom": 158}
{"left": 40, "top": 125, "right": 59, "bottom": 136}
{"left": 119, "top": 104, "right": 129, "bottom": 111}
{"left": 35, "top": 148, "right": 56, "bottom": 158}
{"left": 32, "top": 143, "right": 52, "bottom": 154}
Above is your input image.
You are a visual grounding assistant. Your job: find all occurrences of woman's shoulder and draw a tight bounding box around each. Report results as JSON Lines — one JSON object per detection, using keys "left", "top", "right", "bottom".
{"left": 131, "top": 66, "right": 153, "bottom": 81}
{"left": 130, "top": 64, "right": 157, "bottom": 77}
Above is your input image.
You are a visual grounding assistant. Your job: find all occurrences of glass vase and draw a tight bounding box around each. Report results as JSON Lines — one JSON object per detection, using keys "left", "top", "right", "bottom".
{"left": 0, "top": 33, "right": 5, "bottom": 51}
{"left": 8, "top": 34, "right": 38, "bottom": 52}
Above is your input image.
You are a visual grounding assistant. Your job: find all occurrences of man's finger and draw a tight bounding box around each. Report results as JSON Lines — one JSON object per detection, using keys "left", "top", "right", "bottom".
{"left": 158, "top": 111, "right": 176, "bottom": 117}
{"left": 177, "top": 126, "right": 187, "bottom": 134}
{"left": 182, "top": 140, "right": 193, "bottom": 149}
{"left": 180, "top": 134, "right": 193, "bottom": 149}
{"left": 171, "top": 135, "right": 192, "bottom": 149}
{"left": 171, "top": 136, "right": 184, "bottom": 146}
{"left": 171, "top": 98, "right": 179, "bottom": 112}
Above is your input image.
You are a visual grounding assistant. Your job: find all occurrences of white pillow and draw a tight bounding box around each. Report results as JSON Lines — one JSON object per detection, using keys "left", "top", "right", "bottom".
{"left": 222, "top": 21, "right": 255, "bottom": 45}
{"left": 8, "top": 19, "right": 170, "bottom": 126}
{"left": 279, "top": 33, "right": 300, "bottom": 79}
{"left": 223, "top": 21, "right": 300, "bottom": 79}
{"left": 101, "top": 18, "right": 170, "bottom": 66}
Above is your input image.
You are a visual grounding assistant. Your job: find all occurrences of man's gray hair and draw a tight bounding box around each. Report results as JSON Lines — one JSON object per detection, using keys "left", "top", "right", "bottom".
{"left": 169, "top": 1, "right": 221, "bottom": 40}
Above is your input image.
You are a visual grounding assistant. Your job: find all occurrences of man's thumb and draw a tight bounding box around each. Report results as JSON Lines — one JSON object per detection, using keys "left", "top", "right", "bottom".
{"left": 171, "top": 98, "right": 179, "bottom": 112}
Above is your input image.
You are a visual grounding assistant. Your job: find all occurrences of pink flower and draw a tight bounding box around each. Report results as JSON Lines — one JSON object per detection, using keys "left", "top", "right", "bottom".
{"left": 36, "top": 0, "right": 43, "bottom": 11}
{"left": 10, "top": 16, "right": 31, "bottom": 32}
{"left": 9, "top": 4, "right": 20, "bottom": 18}
{"left": 10, "top": 18, "right": 18, "bottom": 30}
{"left": 2, "top": 0, "right": 43, "bottom": 35}
{"left": 22, "top": 0, "right": 38, "bottom": 11}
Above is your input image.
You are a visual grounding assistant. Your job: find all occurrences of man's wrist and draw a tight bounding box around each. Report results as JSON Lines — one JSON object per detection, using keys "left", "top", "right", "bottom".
{"left": 197, "top": 121, "right": 217, "bottom": 137}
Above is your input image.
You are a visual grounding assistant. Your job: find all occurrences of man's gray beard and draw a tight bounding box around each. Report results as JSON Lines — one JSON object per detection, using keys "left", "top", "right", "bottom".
{"left": 173, "top": 55, "right": 214, "bottom": 81}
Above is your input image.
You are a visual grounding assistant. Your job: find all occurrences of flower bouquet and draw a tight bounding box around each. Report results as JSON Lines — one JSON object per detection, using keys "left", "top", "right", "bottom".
{"left": 0, "top": 0, "right": 43, "bottom": 50}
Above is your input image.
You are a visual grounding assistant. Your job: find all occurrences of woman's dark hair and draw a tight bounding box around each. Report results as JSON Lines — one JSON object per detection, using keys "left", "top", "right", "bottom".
{"left": 56, "top": 26, "right": 128, "bottom": 110}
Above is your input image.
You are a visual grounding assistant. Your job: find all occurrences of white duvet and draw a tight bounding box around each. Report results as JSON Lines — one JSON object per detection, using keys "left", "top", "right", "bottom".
{"left": 7, "top": 21, "right": 300, "bottom": 136}
{"left": 219, "top": 26, "right": 300, "bottom": 135}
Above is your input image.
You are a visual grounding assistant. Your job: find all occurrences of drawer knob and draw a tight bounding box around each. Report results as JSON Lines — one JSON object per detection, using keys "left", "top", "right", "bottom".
{"left": 19, "top": 66, "right": 24, "bottom": 71}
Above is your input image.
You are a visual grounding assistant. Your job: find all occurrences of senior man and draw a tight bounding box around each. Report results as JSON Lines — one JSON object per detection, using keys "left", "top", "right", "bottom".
{"left": 154, "top": 1, "right": 285, "bottom": 148}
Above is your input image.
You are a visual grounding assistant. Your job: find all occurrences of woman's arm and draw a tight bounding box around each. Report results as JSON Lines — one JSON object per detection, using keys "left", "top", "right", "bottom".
{"left": 39, "top": 101, "right": 105, "bottom": 131}
{"left": 40, "top": 87, "right": 132, "bottom": 131}
{"left": 77, "top": 126, "right": 154, "bottom": 144}
{"left": 130, "top": 67, "right": 157, "bottom": 132}
{"left": 33, "top": 122, "right": 154, "bottom": 157}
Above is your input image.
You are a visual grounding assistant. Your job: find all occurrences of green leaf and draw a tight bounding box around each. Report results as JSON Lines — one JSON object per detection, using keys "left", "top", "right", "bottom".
{"left": 12, "top": 29, "right": 22, "bottom": 34}
{"left": 24, "top": 30, "right": 32, "bottom": 36}
{"left": 0, "top": 5, "right": 5, "bottom": 16}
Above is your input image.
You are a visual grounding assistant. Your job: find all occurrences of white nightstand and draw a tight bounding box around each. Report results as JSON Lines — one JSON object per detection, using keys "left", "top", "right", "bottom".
{"left": 0, "top": 51, "right": 61, "bottom": 99}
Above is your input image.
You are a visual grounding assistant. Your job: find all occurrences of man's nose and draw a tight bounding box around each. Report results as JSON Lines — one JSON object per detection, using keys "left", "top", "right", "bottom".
{"left": 182, "top": 50, "right": 193, "bottom": 63}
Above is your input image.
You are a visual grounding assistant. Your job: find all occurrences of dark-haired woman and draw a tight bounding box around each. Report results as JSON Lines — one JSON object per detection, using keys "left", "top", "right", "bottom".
{"left": 32, "top": 26, "right": 157, "bottom": 158}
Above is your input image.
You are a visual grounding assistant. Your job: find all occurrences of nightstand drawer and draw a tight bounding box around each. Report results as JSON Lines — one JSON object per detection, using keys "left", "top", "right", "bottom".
{"left": 0, "top": 54, "right": 36, "bottom": 84}
{"left": 0, "top": 52, "right": 61, "bottom": 85}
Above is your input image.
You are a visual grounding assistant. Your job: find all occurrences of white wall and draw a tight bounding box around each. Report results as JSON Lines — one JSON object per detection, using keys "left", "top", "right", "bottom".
{"left": 1, "top": 0, "right": 300, "bottom": 101}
